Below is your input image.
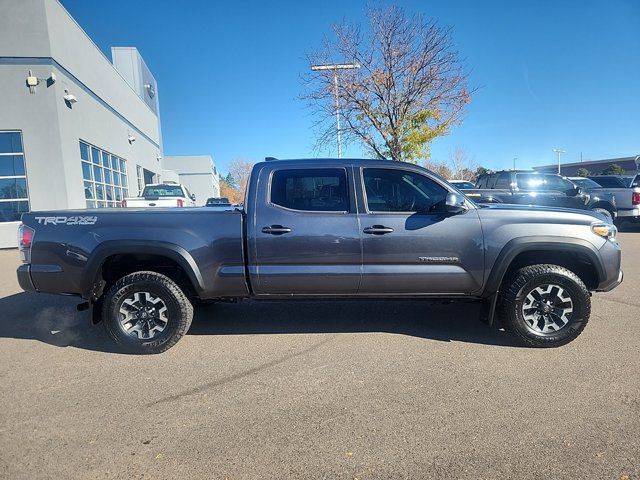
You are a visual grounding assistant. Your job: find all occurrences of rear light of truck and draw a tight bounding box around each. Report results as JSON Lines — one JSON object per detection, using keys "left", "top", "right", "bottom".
{"left": 18, "top": 224, "right": 34, "bottom": 264}
{"left": 633, "top": 192, "right": 640, "bottom": 206}
{"left": 177, "top": 198, "right": 184, "bottom": 207}
{"left": 121, "top": 199, "right": 127, "bottom": 208}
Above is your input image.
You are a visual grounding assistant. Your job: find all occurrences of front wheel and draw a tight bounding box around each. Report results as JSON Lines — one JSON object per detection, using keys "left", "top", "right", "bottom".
{"left": 498, "top": 264, "right": 591, "bottom": 347}
{"left": 102, "top": 271, "right": 193, "bottom": 354}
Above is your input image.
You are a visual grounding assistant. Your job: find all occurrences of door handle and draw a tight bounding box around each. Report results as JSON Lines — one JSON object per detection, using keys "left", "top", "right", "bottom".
{"left": 363, "top": 225, "right": 394, "bottom": 235}
{"left": 262, "top": 225, "right": 292, "bottom": 235}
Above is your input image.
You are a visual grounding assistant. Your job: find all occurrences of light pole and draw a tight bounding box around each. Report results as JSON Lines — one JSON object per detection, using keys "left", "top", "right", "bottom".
{"left": 513, "top": 157, "right": 517, "bottom": 171}
{"left": 310, "top": 63, "right": 360, "bottom": 158}
{"left": 553, "top": 148, "right": 565, "bottom": 174}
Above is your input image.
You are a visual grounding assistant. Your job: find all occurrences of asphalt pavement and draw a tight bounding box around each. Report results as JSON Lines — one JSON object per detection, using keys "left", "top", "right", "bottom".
{"left": 0, "top": 234, "right": 638, "bottom": 479}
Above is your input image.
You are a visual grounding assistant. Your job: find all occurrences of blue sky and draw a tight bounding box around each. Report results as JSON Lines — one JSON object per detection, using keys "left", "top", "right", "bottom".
{"left": 60, "top": 0, "right": 640, "bottom": 175}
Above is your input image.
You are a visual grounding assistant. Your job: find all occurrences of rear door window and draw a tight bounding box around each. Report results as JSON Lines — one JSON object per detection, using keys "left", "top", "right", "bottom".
{"left": 494, "top": 172, "right": 512, "bottom": 189}
{"left": 271, "top": 168, "right": 349, "bottom": 212}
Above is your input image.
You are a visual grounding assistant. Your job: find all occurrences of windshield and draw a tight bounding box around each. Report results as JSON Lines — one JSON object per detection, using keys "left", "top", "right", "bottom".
{"left": 515, "top": 174, "right": 574, "bottom": 191}
{"left": 570, "top": 178, "right": 601, "bottom": 189}
{"left": 142, "top": 185, "right": 184, "bottom": 197}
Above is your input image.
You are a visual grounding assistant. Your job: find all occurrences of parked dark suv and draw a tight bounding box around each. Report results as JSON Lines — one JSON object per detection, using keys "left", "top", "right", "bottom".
{"left": 465, "top": 170, "right": 617, "bottom": 221}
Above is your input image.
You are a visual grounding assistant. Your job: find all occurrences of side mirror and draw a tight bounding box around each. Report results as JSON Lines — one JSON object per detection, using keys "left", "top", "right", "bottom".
{"left": 445, "top": 192, "right": 468, "bottom": 214}
{"left": 190, "top": 194, "right": 196, "bottom": 201}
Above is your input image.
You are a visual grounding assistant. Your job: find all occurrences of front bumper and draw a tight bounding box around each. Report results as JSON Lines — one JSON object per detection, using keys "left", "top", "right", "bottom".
{"left": 595, "top": 238, "right": 623, "bottom": 292}
{"left": 599, "top": 269, "right": 623, "bottom": 292}
{"left": 17, "top": 264, "right": 36, "bottom": 292}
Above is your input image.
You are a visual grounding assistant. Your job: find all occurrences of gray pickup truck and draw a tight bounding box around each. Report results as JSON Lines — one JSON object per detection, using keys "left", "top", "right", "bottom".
{"left": 577, "top": 176, "right": 640, "bottom": 223}
{"left": 17, "top": 159, "right": 622, "bottom": 353}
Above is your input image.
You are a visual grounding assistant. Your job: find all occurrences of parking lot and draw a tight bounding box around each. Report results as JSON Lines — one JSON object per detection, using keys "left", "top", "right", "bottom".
{"left": 0, "top": 234, "right": 638, "bottom": 480}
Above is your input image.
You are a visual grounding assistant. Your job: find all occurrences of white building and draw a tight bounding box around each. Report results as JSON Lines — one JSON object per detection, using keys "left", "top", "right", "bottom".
{"left": 0, "top": 0, "right": 219, "bottom": 247}
{"left": 162, "top": 156, "right": 220, "bottom": 206}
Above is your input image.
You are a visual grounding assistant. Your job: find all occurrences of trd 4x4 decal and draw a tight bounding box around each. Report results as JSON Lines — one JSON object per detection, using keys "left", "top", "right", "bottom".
{"left": 34, "top": 216, "right": 98, "bottom": 226}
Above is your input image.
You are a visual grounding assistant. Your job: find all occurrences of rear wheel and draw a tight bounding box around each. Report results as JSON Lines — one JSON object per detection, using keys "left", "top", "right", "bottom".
{"left": 102, "top": 271, "right": 193, "bottom": 354}
{"left": 592, "top": 207, "right": 613, "bottom": 223}
{"left": 499, "top": 264, "right": 590, "bottom": 347}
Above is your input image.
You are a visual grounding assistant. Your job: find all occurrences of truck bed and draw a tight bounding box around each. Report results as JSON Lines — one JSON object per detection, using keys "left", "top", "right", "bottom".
{"left": 20, "top": 208, "right": 249, "bottom": 299}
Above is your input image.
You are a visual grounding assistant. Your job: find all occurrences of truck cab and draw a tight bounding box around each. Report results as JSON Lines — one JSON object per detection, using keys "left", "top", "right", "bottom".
{"left": 245, "top": 159, "right": 484, "bottom": 296}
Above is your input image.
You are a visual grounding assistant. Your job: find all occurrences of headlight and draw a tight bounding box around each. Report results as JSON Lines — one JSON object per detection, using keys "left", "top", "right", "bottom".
{"left": 591, "top": 222, "right": 617, "bottom": 241}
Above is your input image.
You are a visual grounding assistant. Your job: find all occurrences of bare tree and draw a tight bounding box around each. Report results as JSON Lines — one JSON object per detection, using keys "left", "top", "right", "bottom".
{"left": 228, "top": 160, "right": 254, "bottom": 196}
{"left": 304, "top": 5, "right": 472, "bottom": 162}
{"left": 448, "top": 146, "right": 477, "bottom": 180}
{"left": 422, "top": 159, "right": 452, "bottom": 179}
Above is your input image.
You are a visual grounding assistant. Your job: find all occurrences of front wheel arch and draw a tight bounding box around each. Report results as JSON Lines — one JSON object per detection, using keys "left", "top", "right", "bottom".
{"left": 483, "top": 238, "right": 604, "bottom": 297}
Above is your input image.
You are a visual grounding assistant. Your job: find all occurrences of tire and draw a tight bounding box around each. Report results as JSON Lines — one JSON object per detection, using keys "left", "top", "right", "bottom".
{"left": 101, "top": 271, "right": 193, "bottom": 354}
{"left": 592, "top": 207, "right": 613, "bottom": 223}
{"left": 498, "top": 264, "right": 590, "bottom": 347}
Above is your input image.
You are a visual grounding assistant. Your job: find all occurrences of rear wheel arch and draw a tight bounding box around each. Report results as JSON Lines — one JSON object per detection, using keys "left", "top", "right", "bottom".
{"left": 590, "top": 202, "right": 615, "bottom": 219}
{"left": 83, "top": 241, "right": 205, "bottom": 300}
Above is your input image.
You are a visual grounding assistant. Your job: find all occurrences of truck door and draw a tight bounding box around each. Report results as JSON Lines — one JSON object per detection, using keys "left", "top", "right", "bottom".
{"left": 249, "top": 165, "right": 361, "bottom": 295}
{"left": 356, "top": 166, "right": 484, "bottom": 295}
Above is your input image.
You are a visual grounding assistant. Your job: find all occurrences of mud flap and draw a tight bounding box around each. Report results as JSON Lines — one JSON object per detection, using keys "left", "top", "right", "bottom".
{"left": 479, "top": 292, "right": 499, "bottom": 326}
{"left": 90, "top": 297, "right": 104, "bottom": 324}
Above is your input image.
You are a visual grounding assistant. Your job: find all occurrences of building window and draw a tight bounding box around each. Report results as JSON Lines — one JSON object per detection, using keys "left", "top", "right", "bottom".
{"left": 80, "top": 141, "right": 128, "bottom": 208}
{"left": 0, "top": 131, "right": 29, "bottom": 222}
{"left": 136, "top": 165, "right": 144, "bottom": 194}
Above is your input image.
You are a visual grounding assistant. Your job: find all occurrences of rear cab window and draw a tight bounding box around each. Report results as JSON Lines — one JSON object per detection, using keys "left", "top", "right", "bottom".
{"left": 143, "top": 185, "right": 184, "bottom": 197}
{"left": 270, "top": 168, "right": 349, "bottom": 212}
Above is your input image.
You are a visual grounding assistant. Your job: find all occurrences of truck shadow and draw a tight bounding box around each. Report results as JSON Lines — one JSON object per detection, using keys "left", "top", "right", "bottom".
{"left": 0, "top": 292, "right": 519, "bottom": 353}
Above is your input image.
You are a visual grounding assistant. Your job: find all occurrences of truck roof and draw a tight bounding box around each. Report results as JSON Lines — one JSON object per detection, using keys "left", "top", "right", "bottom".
{"left": 143, "top": 183, "right": 183, "bottom": 187}
{"left": 254, "top": 158, "right": 419, "bottom": 168}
